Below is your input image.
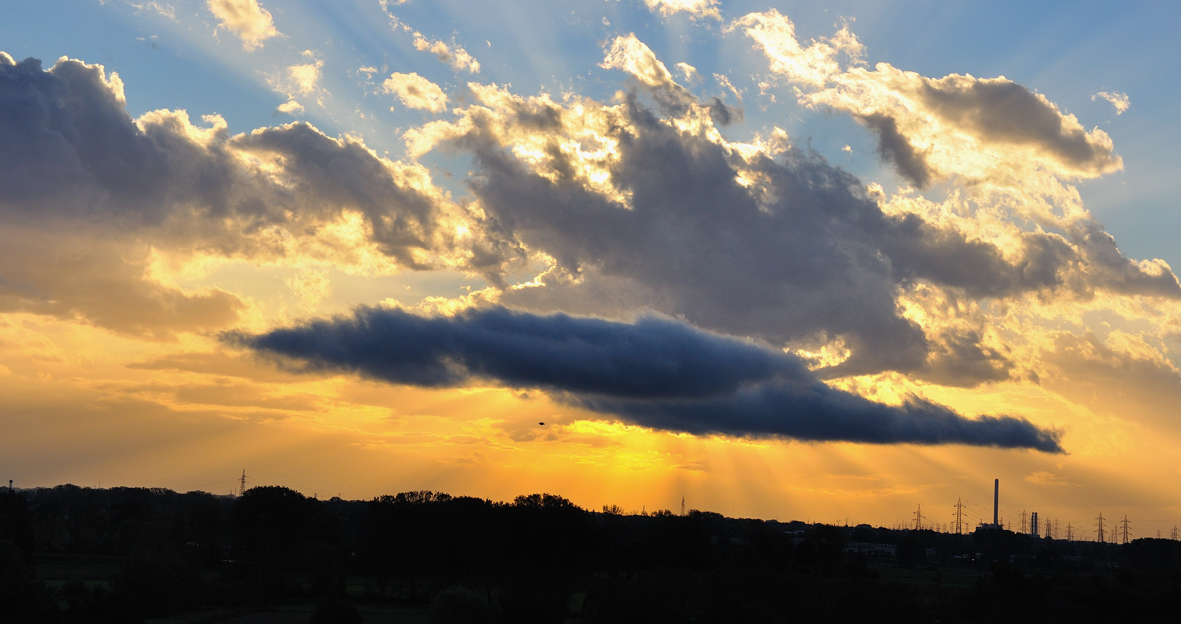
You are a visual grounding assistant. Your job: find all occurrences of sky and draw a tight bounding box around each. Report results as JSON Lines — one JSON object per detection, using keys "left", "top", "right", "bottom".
{"left": 2, "top": 0, "right": 1180, "bottom": 538}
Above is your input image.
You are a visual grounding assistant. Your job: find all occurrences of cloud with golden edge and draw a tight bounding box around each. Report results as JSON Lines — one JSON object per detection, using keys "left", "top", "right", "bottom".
{"left": 207, "top": 0, "right": 279, "bottom": 51}
{"left": 1092, "top": 91, "right": 1130, "bottom": 115}
{"left": 643, "top": 0, "right": 722, "bottom": 20}
{"left": 383, "top": 72, "right": 448, "bottom": 113}
{"left": 413, "top": 33, "right": 480, "bottom": 73}
{"left": 0, "top": 53, "right": 483, "bottom": 336}
{"left": 733, "top": 10, "right": 1121, "bottom": 198}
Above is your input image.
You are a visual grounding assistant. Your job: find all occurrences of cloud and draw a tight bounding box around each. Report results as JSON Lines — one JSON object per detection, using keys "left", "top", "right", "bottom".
{"left": 0, "top": 226, "right": 243, "bottom": 339}
{"left": 457, "top": 91, "right": 930, "bottom": 376}
{"left": 383, "top": 72, "right": 448, "bottom": 112}
{"left": 413, "top": 33, "right": 479, "bottom": 73}
{"left": 286, "top": 59, "right": 322, "bottom": 96}
{"left": 276, "top": 99, "right": 304, "bottom": 115}
{"left": 734, "top": 10, "right": 1122, "bottom": 195}
{"left": 0, "top": 54, "right": 450, "bottom": 257}
{"left": 913, "top": 74, "right": 1122, "bottom": 176}
{"left": 578, "top": 388, "right": 1061, "bottom": 451}
{"left": 231, "top": 306, "right": 805, "bottom": 396}
{"left": 406, "top": 47, "right": 1175, "bottom": 385}
{"left": 227, "top": 305, "right": 1062, "bottom": 451}
{"left": 642, "top": 0, "right": 722, "bottom": 20}
{"left": 601, "top": 34, "right": 738, "bottom": 125}
{"left": 1040, "top": 331, "right": 1181, "bottom": 432}
{"left": 674, "top": 62, "right": 700, "bottom": 83}
{"left": 858, "top": 112, "right": 932, "bottom": 188}
{"left": 1092, "top": 91, "right": 1130, "bottom": 115}
{"left": 268, "top": 51, "right": 324, "bottom": 104}
{"left": 207, "top": 0, "right": 279, "bottom": 51}
{"left": 0, "top": 54, "right": 459, "bottom": 334}
{"left": 129, "top": 1, "right": 176, "bottom": 19}
{"left": 4, "top": 31, "right": 1176, "bottom": 397}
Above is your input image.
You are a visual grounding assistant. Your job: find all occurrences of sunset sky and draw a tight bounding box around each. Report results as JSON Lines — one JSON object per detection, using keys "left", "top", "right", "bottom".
{"left": 3, "top": 0, "right": 1180, "bottom": 538}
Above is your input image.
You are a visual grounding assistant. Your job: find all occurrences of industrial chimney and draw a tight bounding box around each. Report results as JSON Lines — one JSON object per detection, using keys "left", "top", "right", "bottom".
{"left": 993, "top": 478, "right": 999, "bottom": 527}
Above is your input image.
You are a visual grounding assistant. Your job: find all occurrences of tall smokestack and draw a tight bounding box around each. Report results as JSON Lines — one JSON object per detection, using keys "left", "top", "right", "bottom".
{"left": 993, "top": 479, "right": 999, "bottom": 526}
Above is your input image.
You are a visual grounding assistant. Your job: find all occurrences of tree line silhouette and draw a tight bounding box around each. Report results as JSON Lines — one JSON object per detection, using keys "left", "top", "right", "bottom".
{"left": 3, "top": 485, "right": 1181, "bottom": 623}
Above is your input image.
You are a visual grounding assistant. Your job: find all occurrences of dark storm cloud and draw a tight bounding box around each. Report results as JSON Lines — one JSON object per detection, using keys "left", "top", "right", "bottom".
{"left": 228, "top": 305, "right": 1063, "bottom": 451}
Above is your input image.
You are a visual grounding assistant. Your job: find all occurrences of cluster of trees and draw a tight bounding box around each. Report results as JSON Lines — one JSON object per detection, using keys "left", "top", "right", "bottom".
{"left": 2, "top": 485, "right": 1181, "bottom": 623}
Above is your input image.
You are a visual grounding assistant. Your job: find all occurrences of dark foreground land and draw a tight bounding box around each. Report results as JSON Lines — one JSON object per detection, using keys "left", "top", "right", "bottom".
{"left": 3, "top": 485, "right": 1180, "bottom": 623}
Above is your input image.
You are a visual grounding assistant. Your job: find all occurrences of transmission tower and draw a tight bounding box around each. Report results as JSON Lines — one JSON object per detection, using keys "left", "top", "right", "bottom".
{"left": 1044, "top": 517, "right": 1053, "bottom": 539}
{"left": 1054, "top": 519, "right": 1060, "bottom": 540}
{"left": 1172, "top": 526, "right": 1179, "bottom": 541}
{"left": 914, "top": 504, "right": 925, "bottom": 531}
{"left": 1121, "top": 515, "right": 1131, "bottom": 544}
{"left": 680, "top": 496, "right": 685, "bottom": 517}
{"left": 1066, "top": 522, "right": 1073, "bottom": 541}
{"left": 1020, "top": 510, "right": 1028, "bottom": 534}
{"left": 1096, "top": 513, "right": 1105, "bottom": 543}
{"left": 238, "top": 469, "right": 248, "bottom": 496}
{"left": 953, "top": 498, "right": 965, "bottom": 535}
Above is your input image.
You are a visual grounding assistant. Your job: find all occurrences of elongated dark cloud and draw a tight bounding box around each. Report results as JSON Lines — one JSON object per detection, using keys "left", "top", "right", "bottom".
{"left": 230, "top": 305, "right": 806, "bottom": 397}
{"left": 577, "top": 388, "right": 1061, "bottom": 451}
{"left": 227, "top": 306, "right": 1063, "bottom": 452}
